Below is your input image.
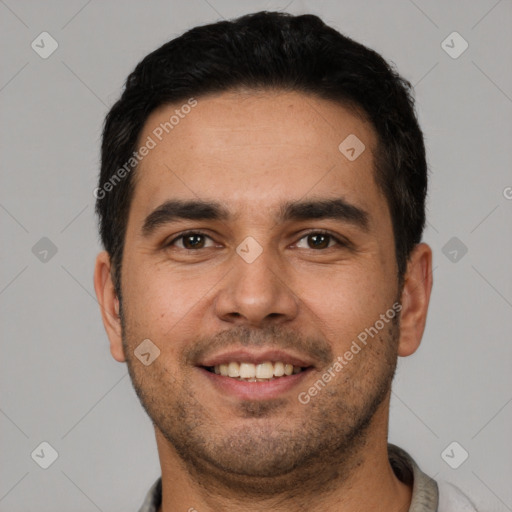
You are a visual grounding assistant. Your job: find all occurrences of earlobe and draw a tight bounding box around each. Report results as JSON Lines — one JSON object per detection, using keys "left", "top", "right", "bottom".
{"left": 397, "top": 243, "right": 433, "bottom": 357}
{"left": 93, "top": 251, "right": 126, "bottom": 362}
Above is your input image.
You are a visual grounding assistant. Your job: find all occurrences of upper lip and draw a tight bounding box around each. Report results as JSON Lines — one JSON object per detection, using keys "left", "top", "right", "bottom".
{"left": 198, "top": 348, "right": 316, "bottom": 368}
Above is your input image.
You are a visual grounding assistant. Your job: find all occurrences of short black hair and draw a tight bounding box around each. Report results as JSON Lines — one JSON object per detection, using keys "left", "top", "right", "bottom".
{"left": 96, "top": 10, "right": 427, "bottom": 294}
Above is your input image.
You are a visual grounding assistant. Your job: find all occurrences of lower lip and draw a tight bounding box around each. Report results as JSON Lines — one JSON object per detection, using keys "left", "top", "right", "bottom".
{"left": 198, "top": 367, "right": 313, "bottom": 400}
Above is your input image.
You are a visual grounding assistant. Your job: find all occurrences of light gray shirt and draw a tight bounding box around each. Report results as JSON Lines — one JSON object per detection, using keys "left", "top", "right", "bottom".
{"left": 137, "top": 444, "right": 478, "bottom": 511}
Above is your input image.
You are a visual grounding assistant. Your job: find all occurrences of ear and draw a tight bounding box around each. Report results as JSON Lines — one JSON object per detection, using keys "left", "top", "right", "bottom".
{"left": 397, "top": 243, "right": 433, "bottom": 357}
{"left": 93, "top": 251, "right": 126, "bottom": 362}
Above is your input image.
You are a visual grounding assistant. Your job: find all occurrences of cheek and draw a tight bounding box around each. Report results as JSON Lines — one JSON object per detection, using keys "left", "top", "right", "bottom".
{"left": 121, "top": 257, "right": 222, "bottom": 339}
{"left": 289, "top": 263, "right": 394, "bottom": 347}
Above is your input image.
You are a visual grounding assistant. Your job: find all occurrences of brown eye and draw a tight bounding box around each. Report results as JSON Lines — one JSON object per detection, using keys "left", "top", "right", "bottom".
{"left": 296, "top": 231, "right": 342, "bottom": 250}
{"left": 307, "top": 233, "right": 330, "bottom": 249}
{"left": 182, "top": 234, "right": 205, "bottom": 249}
{"left": 167, "top": 232, "right": 215, "bottom": 250}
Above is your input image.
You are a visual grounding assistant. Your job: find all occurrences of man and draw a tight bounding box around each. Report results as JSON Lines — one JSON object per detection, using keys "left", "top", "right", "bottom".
{"left": 93, "top": 11, "right": 478, "bottom": 512}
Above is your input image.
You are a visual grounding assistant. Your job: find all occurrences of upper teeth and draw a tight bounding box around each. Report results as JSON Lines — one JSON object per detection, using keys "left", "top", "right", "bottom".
{"left": 213, "top": 361, "right": 303, "bottom": 380}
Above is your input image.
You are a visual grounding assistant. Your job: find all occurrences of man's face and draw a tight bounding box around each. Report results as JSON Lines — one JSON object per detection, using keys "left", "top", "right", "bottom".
{"left": 115, "top": 90, "right": 401, "bottom": 484}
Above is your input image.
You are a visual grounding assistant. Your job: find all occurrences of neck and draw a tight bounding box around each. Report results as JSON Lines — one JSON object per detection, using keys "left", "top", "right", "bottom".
{"left": 154, "top": 403, "right": 412, "bottom": 512}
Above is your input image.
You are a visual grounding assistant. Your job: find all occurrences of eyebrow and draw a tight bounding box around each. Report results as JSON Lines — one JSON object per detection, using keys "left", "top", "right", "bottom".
{"left": 279, "top": 198, "right": 369, "bottom": 231}
{"left": 141, "top": 198, "right": 369, "bottom": 237}
{"left": 141, "top": 199, "right": 230, "bottom": 236}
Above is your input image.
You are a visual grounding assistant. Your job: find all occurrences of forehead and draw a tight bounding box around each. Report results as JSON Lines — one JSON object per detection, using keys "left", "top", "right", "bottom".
{"left": 130, "top": 90, "right": 385, "bottom": 222}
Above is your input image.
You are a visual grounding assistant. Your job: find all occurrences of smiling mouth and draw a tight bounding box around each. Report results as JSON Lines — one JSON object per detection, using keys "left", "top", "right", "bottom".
{"left": 203, "top": 361, "right": 310, "bottom": 382}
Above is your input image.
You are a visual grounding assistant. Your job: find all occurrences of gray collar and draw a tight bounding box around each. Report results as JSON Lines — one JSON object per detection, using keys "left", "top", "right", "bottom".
{"left": 388, "top": 443, "right": 439, "bottom": 511}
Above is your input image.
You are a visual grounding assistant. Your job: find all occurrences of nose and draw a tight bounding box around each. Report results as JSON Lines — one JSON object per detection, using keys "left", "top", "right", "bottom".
{"left": 214, "top": 245, "right": 299, "bottom": 328}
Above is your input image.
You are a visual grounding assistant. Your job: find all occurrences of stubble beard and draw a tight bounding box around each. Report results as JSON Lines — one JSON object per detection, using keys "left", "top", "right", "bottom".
{"left": 120, "top": 303, "right": 399, "bottom": 497}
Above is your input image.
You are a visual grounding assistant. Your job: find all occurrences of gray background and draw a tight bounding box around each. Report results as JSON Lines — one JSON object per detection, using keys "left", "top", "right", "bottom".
{"left": 1, "top": 0, "right": 511, "bottom": 510}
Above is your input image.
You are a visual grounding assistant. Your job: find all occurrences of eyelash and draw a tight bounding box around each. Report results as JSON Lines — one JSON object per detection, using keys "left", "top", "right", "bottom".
{"left": 165, "top": 230, "right": 348, "bottom": 250}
